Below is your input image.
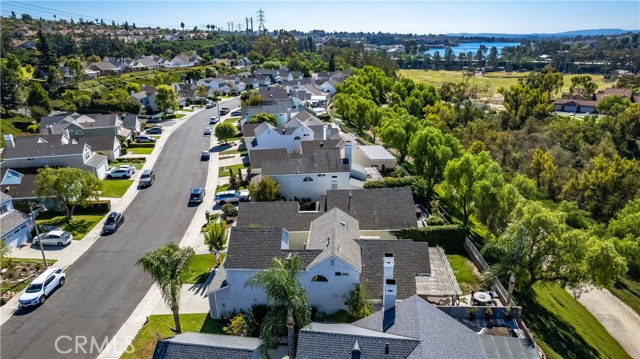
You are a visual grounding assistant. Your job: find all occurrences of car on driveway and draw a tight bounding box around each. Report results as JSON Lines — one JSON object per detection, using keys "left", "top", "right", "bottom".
{"left": 204, "top": 127, "right": 213, "bottom": 135}
{"left": 219, "top": 107, "right": 230, "bottom": 115}
{"left": 215, "top": 190, "right": 251, "bottom": 204}
{"left": 209, "top": 116, "right": 219, "bottom": 124}
{"left": 230, "top": 110, "right": 242, "bottom": 116}
{"left": 201, "top": 151, "right": 210, "bottom": 160}
{"left": 189, "top": 187, "right": 206, "bottom": 203}
{"left": 33, "top": 230, "right": 73, "bottom": 246}
{"left": 102, "top": 212, "right": 125, "bottom": 234}
{"left": 106, "top": 168, "right": 131, "bottom": 179}
{"left": 135, "top": 135, "right": 156, "bottom": 143}
{"left": 139, "top": 169, "right": 155, "bottom": 187}
{"left": 146, "top": 127, "right": 163, "bottom": 134}
{"left": 206, "top": 101, "right": 214, "bottom": 108}
{"left": 18, "top": 267, "right": 66, "bottom": 307}
{"left": 117, "top": 165, "right": 136, "bottom": 175}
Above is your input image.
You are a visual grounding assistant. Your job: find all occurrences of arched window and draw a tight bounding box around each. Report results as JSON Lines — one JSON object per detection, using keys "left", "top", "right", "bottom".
{"left": 294, "top": 136, "right": 301, "bottom": 140}
{"left": 311, "top": 275, "right": 328, "bottom": 282}
{"left": 303, "top": 177, "right": 313, "bottom": 182}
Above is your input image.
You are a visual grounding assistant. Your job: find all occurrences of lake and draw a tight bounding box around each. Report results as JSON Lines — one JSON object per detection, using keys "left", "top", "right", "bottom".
{"left": 424, "top": 42, "right": 521, "bottom": 56}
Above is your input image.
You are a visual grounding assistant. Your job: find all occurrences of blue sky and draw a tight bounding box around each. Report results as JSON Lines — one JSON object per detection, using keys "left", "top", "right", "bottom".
{"left": 2, "top": 1, "right": 638, "bottom": 34}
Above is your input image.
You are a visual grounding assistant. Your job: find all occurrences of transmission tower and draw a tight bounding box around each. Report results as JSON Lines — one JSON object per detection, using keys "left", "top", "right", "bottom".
{"left": 257, "top": 9, "right": 266, "bottom": 33}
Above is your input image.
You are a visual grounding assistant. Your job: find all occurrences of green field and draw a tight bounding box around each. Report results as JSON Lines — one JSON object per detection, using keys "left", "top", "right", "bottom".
{"left": 518, "top": 283, "right": 631, "bottom": 359}
{"left": 101, "top": 179, "right": 134, "bottom": 197}
{"left": 399, "top": 70, "right": 609, "bottom": 98}
{"left": 120, "top": 313, "right": 225, "bottom": 359}
{"left": 609, "top": 276, "right": 640, "bottom": 315}
{"left": 36, "top": 213, "right": 107, "bottom": 241}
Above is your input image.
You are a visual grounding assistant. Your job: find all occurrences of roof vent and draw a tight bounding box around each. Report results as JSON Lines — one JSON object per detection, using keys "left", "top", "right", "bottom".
{"left": 325, "top": 238, "right": 330, "bottom": 247}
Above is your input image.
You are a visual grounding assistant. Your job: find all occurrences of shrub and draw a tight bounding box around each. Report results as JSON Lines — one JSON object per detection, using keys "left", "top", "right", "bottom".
{"left": 222, "top": 203, "right": 238, "bottom": 218}
{"left": 395, "top": 225, "right": 466, "bottom": 254}
{"left": 426, "top": 215, "right": 445, "bottom": 226}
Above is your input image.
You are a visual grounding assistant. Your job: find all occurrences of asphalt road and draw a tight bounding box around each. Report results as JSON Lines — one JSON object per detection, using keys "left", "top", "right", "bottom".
{"left": 0, "top": 98, "right": 240, "bottom": 359}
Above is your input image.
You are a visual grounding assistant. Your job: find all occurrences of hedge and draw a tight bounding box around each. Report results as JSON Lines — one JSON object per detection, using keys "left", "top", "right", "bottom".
{"left": 363, "top": 177, "right": 413, "bottom": 189}
{"left": 394, "top": 225, "right": 466, "bottom": 254}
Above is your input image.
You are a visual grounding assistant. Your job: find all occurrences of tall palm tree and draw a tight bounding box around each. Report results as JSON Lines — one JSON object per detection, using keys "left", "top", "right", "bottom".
{"left": 137, "top": 243, "right": 195, "bottom": 334}
{"left": 245, "top": 254, "right": 311, "bottom": 358}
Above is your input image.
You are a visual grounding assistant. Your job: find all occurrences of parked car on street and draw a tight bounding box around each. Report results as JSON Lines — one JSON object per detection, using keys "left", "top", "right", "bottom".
{"left": 18, "top": 267, "right": 66, "bottom": 307}
{"left": 204, "top": 127, "right": 213, "bottom": 135}
{"left": 206, "top": 101, "right": 214, "bottom": 108}
{"left": 102, "top": 212, "right": 125, "bottom": 234}
{"left": 106, "top": 168, "right": 131, "bottom": 179}
{"left": 146, "top": 127, "right": 163, "bottom": 134}
{"left": 135, "top": 135, "right": 156, "bottom": 143}
{"left": 219, "top": 107, "right": 230, "bottom": 115}
{"left": 117, "top": 165, "right": 136, "bottom": 175}
{"left": 201, "top": 151, "right": 210, "bottom": 160}
{"left": 139, "top": 169, "right": 155, "bottom": 187}
{"left": 215, "top": 190, "right": 251, "bottom": 205}
{"left": 230, "top": 110, "right": 242, "bottom": 116}
{"left": 209, "top": 116, "right": 219, "bottom": 124}
{"left": 33, "top": 230, "right": 73, "bottom": 246}
{"left": 189, "top": 187, "right": 206, "bottom": 203}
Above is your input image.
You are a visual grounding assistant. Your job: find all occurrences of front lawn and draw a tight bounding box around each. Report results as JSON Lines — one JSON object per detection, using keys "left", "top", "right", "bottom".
{"left": 218, "top": 163, "right": 249, "bottom": 177}
{"left": 120, "top": 313, "right": 225, "bottom": 359}
{"left": 109, "top": 159, "right": 146, "bottom": 170}
{"left": 224, "top": 116, "right": 241, "bottom": 123}
{"left": 609, "top": 276, "right": 640, "bottom": 315}
{"left": 101, "top": 180, "right": 134, "bottom": 197}
{"left": 182, "top": 253, "right": 226, "bottom": 284}
{"left": 36, "top": 213, "right": 107, "bottom": 241}
{"left": 518, "top": 283, "right": 631, "bottom": 359}
{"left": 1, "top": 113, "right": 35, "bottom": 147}
{"left": 447, "top": 254, "right": 480, "bottom": 294}
{"left": 127, "top": 143, "right": 155, "bottom": 155}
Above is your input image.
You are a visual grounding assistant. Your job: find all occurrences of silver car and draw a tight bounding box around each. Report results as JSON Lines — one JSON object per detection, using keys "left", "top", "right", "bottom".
{"left": 33, "top": 231, "right": 73, "bottom": 246}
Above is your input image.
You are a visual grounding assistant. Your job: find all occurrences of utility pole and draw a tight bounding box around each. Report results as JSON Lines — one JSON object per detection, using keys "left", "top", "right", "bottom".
{"left": 250, "top": 17, "right": 253, "bottom": 33}
{"left": 237, "top": 23, "right": 241, "bottom": 32}
{"left": 257, "top": 9, "right": 266, "bottom": 34}
{"left": 245, "top": 18, "right": 249, "bottom": 34}
{"left": 29, "top": 202, "right": 48, "bottom": 269}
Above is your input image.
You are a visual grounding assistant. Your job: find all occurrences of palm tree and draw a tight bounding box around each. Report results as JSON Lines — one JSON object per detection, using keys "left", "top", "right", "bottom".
{"left": 137, "top": 243, "right": 195, "bottom": 334}
{"left": 245, "top": 254, "right": 311, "bottom": 358}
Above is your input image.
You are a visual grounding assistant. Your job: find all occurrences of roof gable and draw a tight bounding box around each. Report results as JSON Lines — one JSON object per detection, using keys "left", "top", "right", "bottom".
{"left": 306, "top": 208, "right": 362, "bottom": 271}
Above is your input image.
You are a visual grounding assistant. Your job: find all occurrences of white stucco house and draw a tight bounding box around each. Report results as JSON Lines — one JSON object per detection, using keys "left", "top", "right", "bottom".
{"left": 0, "top": 192, "right": 34, "bottom": 248}
{"left": 352, "top": 145, "right": 397, "bottom": 170}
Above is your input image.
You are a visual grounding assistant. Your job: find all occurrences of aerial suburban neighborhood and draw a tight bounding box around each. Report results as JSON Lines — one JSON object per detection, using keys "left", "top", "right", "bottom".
{"left": 0, "top": 2, "right": 639, "bottom": 359}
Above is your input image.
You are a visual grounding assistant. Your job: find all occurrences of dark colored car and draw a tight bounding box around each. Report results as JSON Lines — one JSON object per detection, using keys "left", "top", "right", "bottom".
{"left": 139, "top": 169, "right": 155, "bottom": 187}
{"left": 219, "top": 107, "right": 230, "bottom": 115}
{"left": 102, "top": 212, "right": 124, "bottom": 234}
{"left": 146, "top": 127, "right": 163, "bottom": 134}
{"left": 189, "top": 187, "right": 206, "bottom": 203}
{"left": 201, "top": 151, "right": 210, "bottom": 161}
{"left": 230, "top": 110, "right": 242, "bottom": 116}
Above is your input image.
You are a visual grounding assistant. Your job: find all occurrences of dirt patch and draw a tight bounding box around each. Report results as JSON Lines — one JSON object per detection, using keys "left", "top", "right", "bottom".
{"left": 1, "top": 261, "right": 46, "bottom": 306}
{"left": 483, "top": 326, "right": 514, "bottom": 337}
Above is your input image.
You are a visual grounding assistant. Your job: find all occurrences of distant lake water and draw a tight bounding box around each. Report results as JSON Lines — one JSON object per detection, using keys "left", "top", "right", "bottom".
{"left": 424, "top": 42, "right": 521, "bottom": 56}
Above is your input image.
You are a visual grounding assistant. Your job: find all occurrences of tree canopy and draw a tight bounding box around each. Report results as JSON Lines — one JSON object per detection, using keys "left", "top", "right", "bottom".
{"left": 214, "top": 122, "right": 237, "bottom": 143}
{"left": 34, "top": 167, "right": 102, "bottom": 222}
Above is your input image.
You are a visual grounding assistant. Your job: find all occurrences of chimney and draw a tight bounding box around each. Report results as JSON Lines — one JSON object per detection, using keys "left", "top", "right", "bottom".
{"left": 282, "top": 128, "right": 286, "bottom": 135}
{"left": 383, "top": 278, "right": 397, "bottom": 312}
{"left": 351, "top": 340, "right": 361, "bottom": 359}
{"left": 383, "top": 253, "right": 394, "bottom": 283}
{"left": 323, "top": 126, "right": 328, "bottom": 141}
{"left": 46, "top": 125, "right": 54, "bottom": 135}
{"left": 320, "top": 141, "right": 324, "bottom": 148}
{"left": 287, "top": 108, "right": 292, "bottom": 121}
{"left": 281, "top": 228, "right": 289, "bottom": 250}
{"left": 344, "top": 140, "right": 352, "bottom": 169}
{"left": 3, "top": 134, "right": 15, "bottom": 148}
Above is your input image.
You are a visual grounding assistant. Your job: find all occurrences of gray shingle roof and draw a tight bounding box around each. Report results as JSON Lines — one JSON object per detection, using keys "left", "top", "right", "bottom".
{"left": 259, "top": 86, "right": 289, "bottom": 101}
{"left": 358, "top": 239, "right": 430, "bottom": 300}
{"left": 79, "top": 136, "right": 117, "bottom": 152}
{"left": 299, "top": 139, "right": 343, "bottom": 155}
{"left": 241, "top": 122, "right": 262, "bottom": 138}
{"left": 0, "top": 168, "right": 37, "bottom": 199}
{"left": 2, "top": 135, "right": 85, "bottom": 159}
{"left": 235, "top": 201, "right": 322, "bottom": 231}
{"left": 323, "top": 188, "right": 417, "bottom": 230}
{"left": 297, "top": 323, "right": 420, "bottom": 359}
{"left": 0, "top": 208, "right": 31, "bottom": 237}
{"left": 224, "top": 227, "right": 321, "bottom": 270}
{"left": 248, "top": 149, "right": 288, "bottom": 169}
{"left": 262, "top": 148, "right": 349, "bottom": 175}
{"left": 306, "top": 208, "right": 361, "bottom": 270}
{"left": 353, "top": 296, "right": 485, "bottom": 359}
{"left": 152, "top": 333, "right": 259, "bottom": 359}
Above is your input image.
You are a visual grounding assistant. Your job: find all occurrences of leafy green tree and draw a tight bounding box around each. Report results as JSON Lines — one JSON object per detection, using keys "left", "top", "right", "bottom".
{"left": 599, "top": 103, "right": 640, "bottom": 157}
{"left": 137, "top": 243, "right": 195, "bottom": 334}
{"left": 529, "top": 148, "right": 558, "bottom": 199}
{"left": 125, "top": 82, "right": 142, "bottom": 94}
{"left": 223, "top": 314, "right": 248, "bottom": 336}
{"left": 155, "top": 84, "right": 179, "bottom": 116}
{"left": 34, "top": 167, "right": 103, "bottom": 222}
{"left": 518, "top": 65, "right": 564, "bottom": 98}
{"left": 36, "top": 29, "right": 58, "bottom": 73}
{"left": 248, "top": 176, "right": 281, "bottom": 201}
{"left": 498, "top": 84, "right": 553, "bottom": 129}
{"left": 569, "top": 75, "right": 598, "bottom": 99}
{"left": 249, "top": 113, "right": 277, "bottom": 124}
{"left": 608, "top": 196, "right": 640, "bottom": 275}
{"left": 27, "top": 81, "right": 53, "bottom": 116}
{"left": 408, "top": 126, "right": 462, "bottom": 203}
{"left": 346, "top": 283, "right": 373, "bottom": 320}
{"left": 1, "top": 54, "right": 26, "bottom": 111}
{"left": 195, "top": 85, "right": 208, "bottom": 103}
{"left": 245, "top": 254, "right": 311, "bottom": 358}
{"left": 241, "top": 92, "right": 263, "bottom": 106}
{"left": 153, "top": 72, "right": 171, "bottom": 86}
{"left": 65, "top": 58, "right": 84, "bottom": 83}
{"left": 203, "top": 221, "right": 228, "bottom": 252}
{"left": 46, "top": 65, "right": 62, "bottom": 86}
{"left": 215, "top": 122, "right": 237, "bottom": 143}
{"left": 380, "top": 114, "right": 417, "bottom": 162}
{"left": 596, "top": 95, "right": 632, "bottom": 116}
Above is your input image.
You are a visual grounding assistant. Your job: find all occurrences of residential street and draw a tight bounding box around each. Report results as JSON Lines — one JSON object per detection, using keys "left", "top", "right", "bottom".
{"left": 0, "top": 98, "right": 239, "bottom": 359}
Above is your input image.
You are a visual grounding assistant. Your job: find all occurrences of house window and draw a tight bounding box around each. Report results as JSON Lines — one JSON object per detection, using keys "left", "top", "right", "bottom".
{"left": 0, "top": 203, "right": 9, "bottom": 214}
{"left": 294, "top": 136, "right": 301, "bottom": 140}
{"left": 335, "top": 272, "right": 349, "bottom": 277}
{"left": 303, "top": 133, "right": 309, "bottom": 136}
{"left": 303, "top": 177, "right": 313, "bottom": 182}
{"left": 311, "top": 275, "right": 328, "bottom": 282}
{"left": 332, "top": 176, "right": 338, "bottom": 179}
{"left": 317, "top": 174, "right": 326, "bottom": 177}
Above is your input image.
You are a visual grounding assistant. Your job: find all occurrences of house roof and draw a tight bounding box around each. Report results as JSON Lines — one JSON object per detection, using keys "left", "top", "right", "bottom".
{"left": 89, "top": 61, "right": 118, "bottom": 71}
{"left": 79, "top": 136, "right": 118, "bottom": 152}
{"left": 595, "top": 87, "right": 633, "bottom": 100}
{"left": 248, "top": 148, "right": 289, "bottom": 169}
{"left": 554, "top": 99, "right": 597, "bottom": 107}
{"left": 322, "top": 188, "right": 417, "bottom": 230}
{"left": 262, "top": 147, "right": 349, "bottom": 176}
{"left": 306, "top": 208, "right": 362, "bottom": 270}
{"left": 0, "top": 168, "right": 37, "bottom": 199}
{"left": 85, "top": 153, "right": 108, "bottom": 168}
{"left": 304, "top": 84, "right": 324, "bottom": 96}
{"left": 241, "top": 77, "right": 258, "bottom": 85}
{"left": 152, "top": 333, "right": 260, "bottom": 359}
{"left": 353, "top": 295, "right": 485, "bottom": 359}
{"left": 74, "top": 114, "right": 119, "bottom": 128}
{"left": 235, "top": 201, "right": 322, "bottom": 231}
{"left": 297, "top": 323, "right": 420, "bottom": 359}
{"left": 259, "top": 86, "right": 290, "bottom": 101}
{"left": 358, "top": 239, "right": 430, "bottom": 300}
{"left": 0, "top": 192, "right": 12, "bottom": 202}
{"left": 122, "top": 114, "right": 139, "bottom": 128}
{"left": 224, "top": 228, "right": 321, "bottom": 270}
{"left": 357, "top": 145, "right": 396, "bottom": 161}
{"left": 0, "top": 209, "right": 31, "bottom": 237}
{"left": 240, "top": 123, "right": 262, "bottom": 138}
{"left": 2, "top": 135, "right": 85, "bottom": 159}
{"left": 291, "top": 111, "right": 323, "bottom": 126}
{"left": 131, "top": 91, "right": 147, "bottom": 100}
{"left": 299, "top": 139, "right": 343, "bottom": 155}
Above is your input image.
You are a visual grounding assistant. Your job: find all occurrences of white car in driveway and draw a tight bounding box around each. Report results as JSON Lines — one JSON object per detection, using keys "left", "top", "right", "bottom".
{"left": 215, "top": 190, "right": 251, "bottom": 204}
{"left": 33, "top": 230, "right": 73, "bottom": 246}
{"left": 106, "top": 168, "right": 132, "bottom": 179}
{"left": 18, "top": 267, "right": 66, "bottom": 307}
{"left": 117, "top": 165, "right": 136, "bottom": 175}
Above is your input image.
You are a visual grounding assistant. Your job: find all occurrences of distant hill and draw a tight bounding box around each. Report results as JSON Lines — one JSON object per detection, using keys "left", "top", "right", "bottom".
{"left": 446, "top": 29, "right": 639, "bottom": 39}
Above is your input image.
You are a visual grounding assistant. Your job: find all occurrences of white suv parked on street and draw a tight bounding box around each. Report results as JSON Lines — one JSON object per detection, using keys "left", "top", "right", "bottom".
{"left": 18, "top": 267, "right": 66, "bottom": 307}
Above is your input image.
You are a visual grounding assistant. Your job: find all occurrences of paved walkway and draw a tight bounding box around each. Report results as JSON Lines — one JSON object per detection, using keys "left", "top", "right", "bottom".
{"left": 0, "top": 108, "right": 205, "bottom": 327}
{"left": 569, "top": 287, "right": 640, "bottom": 358}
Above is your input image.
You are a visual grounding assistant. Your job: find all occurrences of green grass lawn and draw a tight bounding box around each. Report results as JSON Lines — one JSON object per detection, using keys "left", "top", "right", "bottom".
{"left": 182, "top": 253, "right": 226, "bottom": 284}
{"left": 399, "top": 70, "right": 608, "bottom": 98}
{"left": 609, "top": 276, "right": 640, "bottom": 315}
{"left": 518, "top": 283, "right": 631, "bottom": 359}
{"left": 120, "top": 313, "right": 225, "bottom": 359}
{"left": 109, "top": 160, "right": 146, "bottom": 170}
{"left": 127, "top": 143, "right": 156, "bottom": 155}
{"left": 218, "top": 163, "right": 249, "bottom": 177}
{"left": 224, "top": 116, "right": 241, "bottom": 123}
{"left": 101, "top": 179, "right": 134, "bottom": 197}
{"left": 447, "top": 254, "right": 480, "bottom": 294}
{"left": 36, "top": 213, "right": 107, "bottom": 241}
{"left": 1, "top": 113, "right": 35, "bottom": 147}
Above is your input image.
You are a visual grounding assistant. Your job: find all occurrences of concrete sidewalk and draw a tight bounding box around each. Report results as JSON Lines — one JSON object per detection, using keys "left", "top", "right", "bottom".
{"left": 0, "top": 108, "right": 205, "bottom": 327}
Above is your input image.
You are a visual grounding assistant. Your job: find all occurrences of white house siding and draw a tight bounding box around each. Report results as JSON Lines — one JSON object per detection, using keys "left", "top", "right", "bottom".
{"left": 211, "top": 269, "right": 266, "bottom": 318}
{"left": 91, "top": 156, "right": 109, "bottom": 179}
{"left": 2, "top": 154, "right": 87, "bottom": 170}
{"left": 272, "top": 172, "right": 351, "bottom": 201}
{"left": 1, "top": 220, "right": 33, "bottom": 248}
{"left": 353, "top": 147, "right": 398, "bottom": 169}
{"left": 251, "top": 126, "right": 314, "bottom": 153}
